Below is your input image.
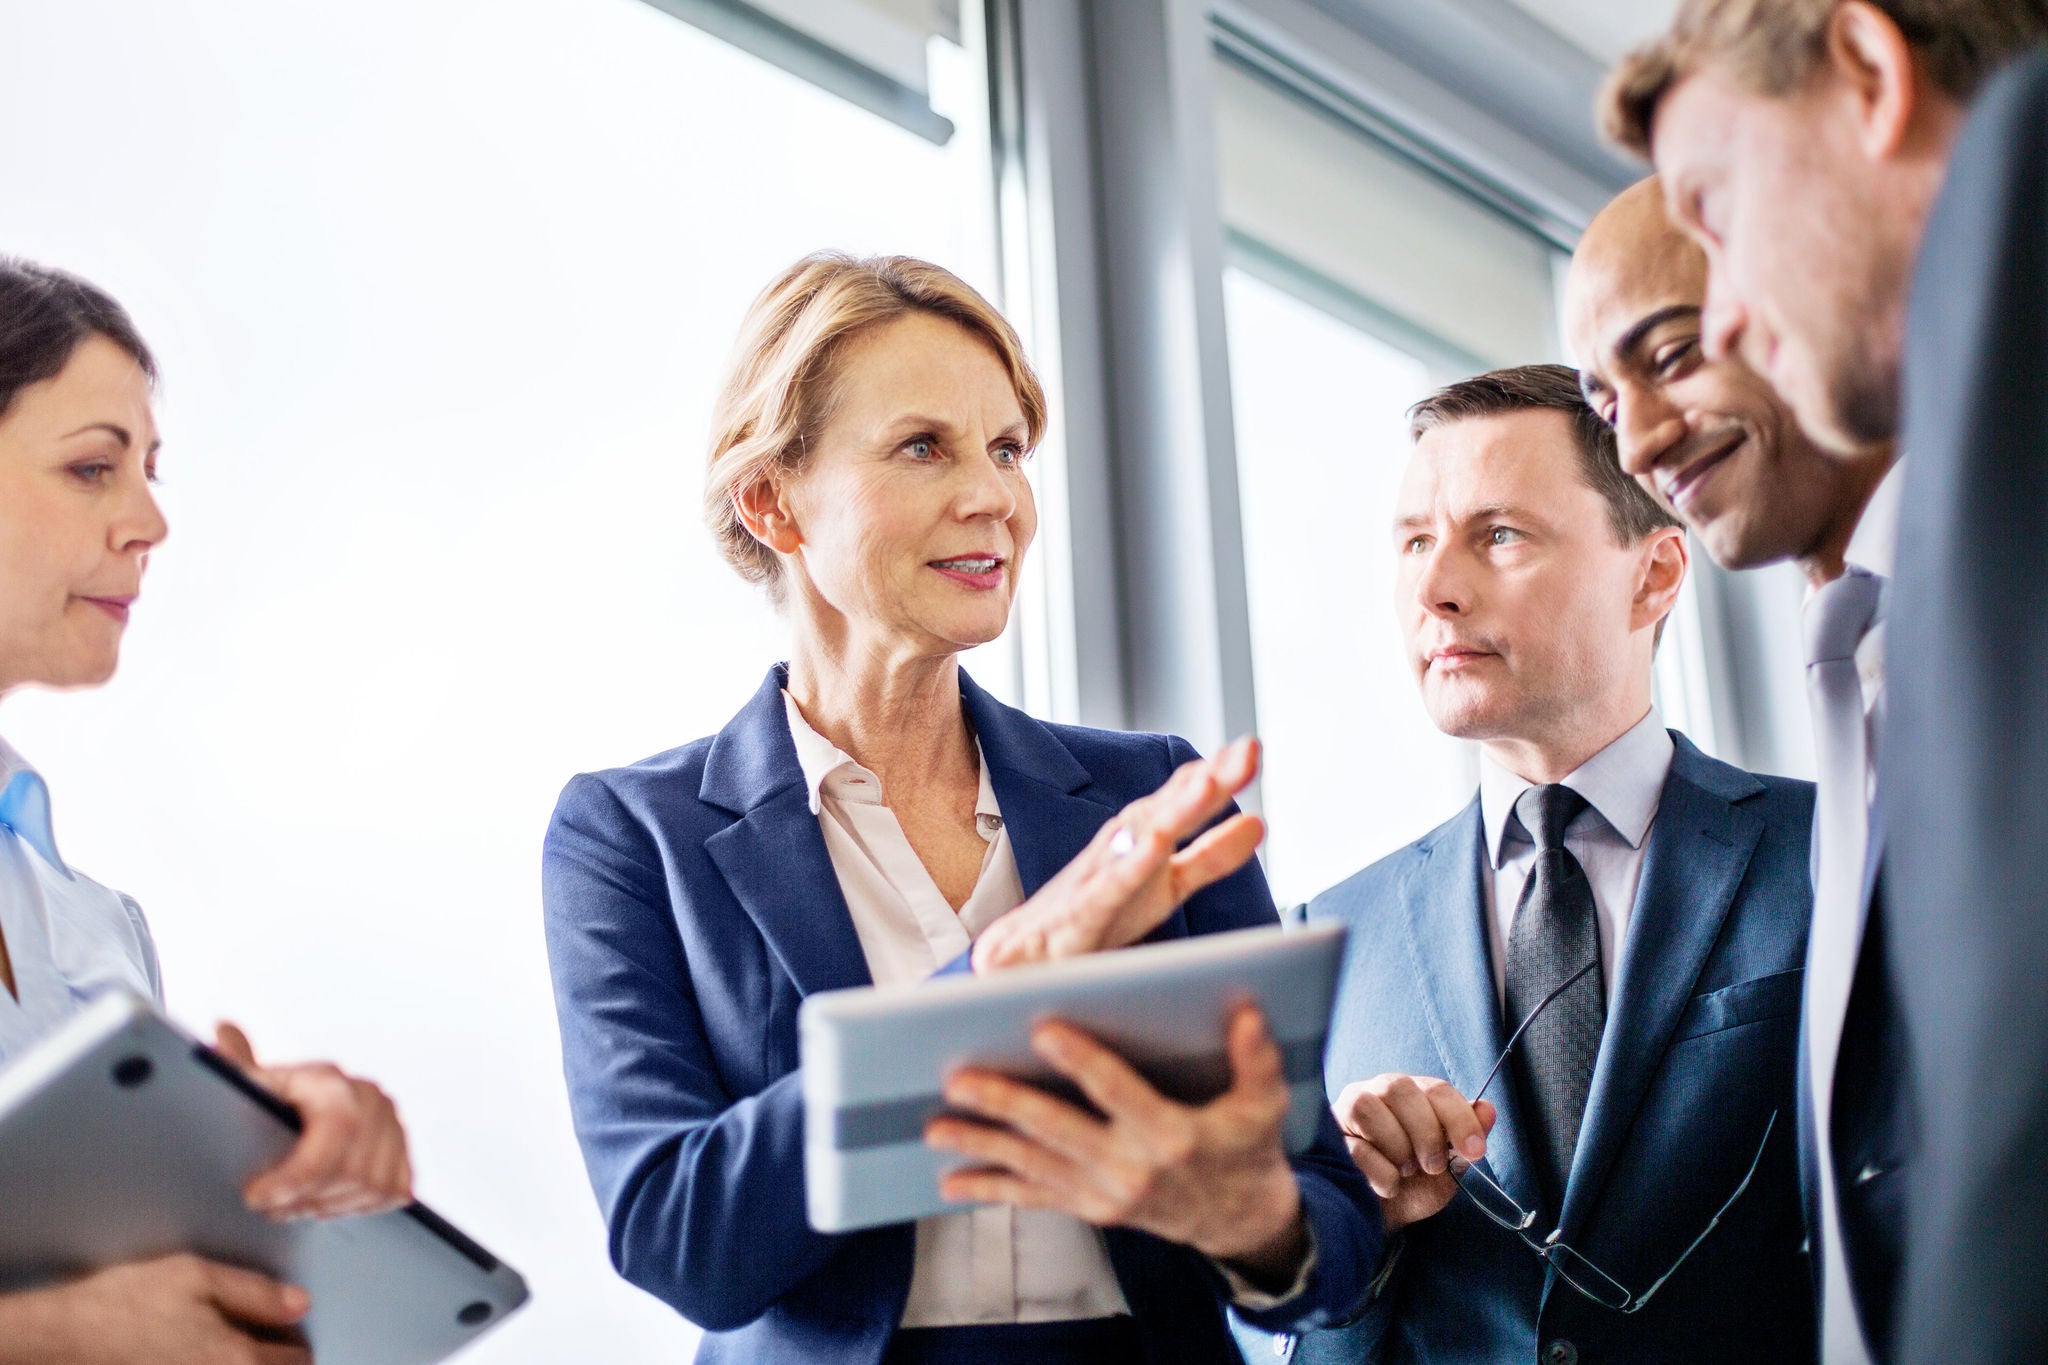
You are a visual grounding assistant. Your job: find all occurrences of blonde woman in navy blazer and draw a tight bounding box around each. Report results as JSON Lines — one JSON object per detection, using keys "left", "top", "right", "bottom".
{"left": 542, "top": 253, "right": 1382, "bottom": 1365}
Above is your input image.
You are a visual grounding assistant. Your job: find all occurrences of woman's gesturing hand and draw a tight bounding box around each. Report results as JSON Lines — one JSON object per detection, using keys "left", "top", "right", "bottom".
{"left": 969, "top": 737, "right": 1265, "bottom": 973}
{"left": 926, "top": 1002, "right": 1310, "bottom": 1289}
{"left": 1332, "top": 1073, "right": 1495, "bottom": 1234}
{"left": 213, "top": 1023, "right": 414, "bottom": 1220}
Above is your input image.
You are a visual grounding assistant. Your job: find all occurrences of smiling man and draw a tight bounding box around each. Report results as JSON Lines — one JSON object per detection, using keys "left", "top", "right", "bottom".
{"left": 1564, "top": 178, "right": 1902, "bottom": 1365}
{"left": 1257, "top": 366, "right": 1818, "bottom": 1365}
{"left": 1565, "top": 178, "right": 1893, "bottom": 591}
{"left": 1600, "top": 5, "right": 2048, "bottom": 1362}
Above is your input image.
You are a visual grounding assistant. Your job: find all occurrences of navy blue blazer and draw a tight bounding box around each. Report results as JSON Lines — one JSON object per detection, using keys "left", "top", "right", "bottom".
{"left": 542, "top": 665, "right": 1382, "bottom": 1364}
{"left": 1254, "top": 735, "right": 1815, "bottom": 1365}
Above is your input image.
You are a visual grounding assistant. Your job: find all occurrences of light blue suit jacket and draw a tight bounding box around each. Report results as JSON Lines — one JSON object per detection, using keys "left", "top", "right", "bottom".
{"left": 1250, "top": 734, "right": 1816, "bottom": 1364}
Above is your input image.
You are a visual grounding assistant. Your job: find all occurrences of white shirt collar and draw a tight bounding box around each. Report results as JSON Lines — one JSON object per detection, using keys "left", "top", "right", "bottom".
{"left": 781, "top": 690, "right": 1000, "bottom": 823}
{"left": 1479, "top": 707, "right": 1674, "bottom": 870}
{"left": 0, "top": 737, "right": 69, "bottom": 875}
{"left": 1845, "top": 458, "right": 1906, "bottom": 580}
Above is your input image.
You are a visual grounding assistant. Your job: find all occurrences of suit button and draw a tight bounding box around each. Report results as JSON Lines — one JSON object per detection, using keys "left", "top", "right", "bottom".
{"left": 1544, "top": 1341, "right": 1579, "bottom": 1365}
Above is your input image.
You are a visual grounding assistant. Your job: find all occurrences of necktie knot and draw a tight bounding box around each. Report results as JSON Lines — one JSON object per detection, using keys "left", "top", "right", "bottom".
{"left": 1805, "top": 569, "right": 1885, "bottom": 666}
{"left": 1519, "top": 783, "right": 1589, "bottom": 852}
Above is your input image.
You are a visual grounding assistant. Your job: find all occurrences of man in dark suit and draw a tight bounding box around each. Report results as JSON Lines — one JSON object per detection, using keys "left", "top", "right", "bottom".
{"left": 1564, "top": 175, "right": 1905, "bottom": 1365}
{"left": 1602, "top": 5, "right": 2048, "bottom": 1362}
{"left": 1250, "top": 365, "right": 1816, "bottom": 1364}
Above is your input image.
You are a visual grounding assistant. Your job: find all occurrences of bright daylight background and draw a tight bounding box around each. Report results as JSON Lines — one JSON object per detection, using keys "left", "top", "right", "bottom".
{"left": 0, "top": 0, "right": 1006, "bottom": 1358}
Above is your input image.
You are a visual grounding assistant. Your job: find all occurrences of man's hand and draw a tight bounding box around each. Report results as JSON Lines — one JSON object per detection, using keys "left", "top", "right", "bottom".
{"left": 0, "top": 1254, "right": 311, "bottom": 1365}
{"left": 1332, "top": 1073, "right": 1495, "bottom": 1234}
{"left": 970, "top": 737, "right": 1264, "bottom": 973}
{"left": 926, "top": 1002, "right": 1309, "bottom": 1289}
{"left": 214, "top": 1024, "right": 413, "bottom": 1219}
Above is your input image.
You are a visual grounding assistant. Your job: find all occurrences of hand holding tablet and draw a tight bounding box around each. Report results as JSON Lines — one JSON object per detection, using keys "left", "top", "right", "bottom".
{"left": 929, "top": 1000, "right": 1312, "bottom": 1285}
{"left": 801, "top": 922, "right": 1345, "bottom": 1236}
{"left": 0, "top": 995, "right": 528, "bottom": 1365}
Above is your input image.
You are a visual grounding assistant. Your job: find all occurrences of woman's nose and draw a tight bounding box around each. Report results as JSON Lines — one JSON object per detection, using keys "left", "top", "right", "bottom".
{"left": 955, "top": 451, "right": 1018, "bottom": 520}
{"left": 112, "top": 475, "right": 169, "bottom": 554}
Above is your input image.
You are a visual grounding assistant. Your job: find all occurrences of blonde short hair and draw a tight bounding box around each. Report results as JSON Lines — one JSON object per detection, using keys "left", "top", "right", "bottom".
{"left": 1601, "top": 0, "right": 2048, "bottom": 156}
{"left": 704, "top": 252, "right": 1047, "bottom": 596}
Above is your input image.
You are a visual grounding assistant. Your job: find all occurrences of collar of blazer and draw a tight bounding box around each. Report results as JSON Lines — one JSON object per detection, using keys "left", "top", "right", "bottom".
{"left": 696, "top": 663, "right": 1113, "bottom": 999}
{"left": 1395, "top": 733, "right": 1768, "bottom": 1236}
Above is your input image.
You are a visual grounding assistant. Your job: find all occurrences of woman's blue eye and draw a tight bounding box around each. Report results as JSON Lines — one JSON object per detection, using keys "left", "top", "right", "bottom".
{"left": 1405, "top": 536, "right": 1430, "bottom": 555}
{"left": 994, "top": 444, "right": 1025, "bottom": 466}
{"left": 69, "top": 462, "right": 115, "bottom": 483}
{"left": 1489, "top": 527, "right": 1520, "bottom": 547}
{"left": 906, "top": 438, "right": 938, "bottom": 460}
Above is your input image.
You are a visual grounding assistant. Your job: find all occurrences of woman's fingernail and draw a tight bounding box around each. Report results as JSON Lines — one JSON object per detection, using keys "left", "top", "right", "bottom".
{"left": 284, "top": 1287, "right": 311, "bottom": 1316}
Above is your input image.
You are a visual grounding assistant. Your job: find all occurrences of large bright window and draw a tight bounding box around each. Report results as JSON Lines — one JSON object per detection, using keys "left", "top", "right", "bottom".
{"left": 1214, "top": 52, "right": 1718, "bottom": 904}
{"left": 1, "top": 1, "right": 1001, "bottom": 1358}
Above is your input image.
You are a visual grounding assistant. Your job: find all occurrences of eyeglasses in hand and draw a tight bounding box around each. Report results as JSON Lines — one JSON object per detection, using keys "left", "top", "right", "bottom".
{"left": 1450, "top": 961, "right": 1780, "bottom": 1314}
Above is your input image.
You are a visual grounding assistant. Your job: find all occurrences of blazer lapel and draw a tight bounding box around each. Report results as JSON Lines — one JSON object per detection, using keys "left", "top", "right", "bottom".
{"left": 1558, "top": 736, "right": 1764, "bottom": 1238}
{"left": 960, "top": 672, "right": 1115, "bottom": 898}
{"left": 1397, "top": 800, "right": 1544, "bottom": 1211}
{"left": 700, "top": 666, "right": 873, "bottom": 999}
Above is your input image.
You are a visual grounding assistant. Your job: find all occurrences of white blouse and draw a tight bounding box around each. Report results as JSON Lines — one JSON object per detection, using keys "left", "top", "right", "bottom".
{"left": 0, "top": 738, "right": 161, "bottom": 1069}
{"left": 781, "top": 692, "right": 1132, "bottom": 1327}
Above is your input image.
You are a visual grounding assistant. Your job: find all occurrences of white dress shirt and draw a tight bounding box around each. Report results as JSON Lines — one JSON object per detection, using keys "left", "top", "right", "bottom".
{"left": 1806, "top": 457, "right": 1904, "bottom": 1365}
{"left": 781, "top": 693, "right": 1132, "bottom": 1327}
{"left": 0, "top": 738, "right": 161, "bottom": 1068}
{"left": 1845, "top": 458, "right": 1905, "bottom": 762}
{"left": 1478, "top": 708, "right": 1675, "bottom": 1010}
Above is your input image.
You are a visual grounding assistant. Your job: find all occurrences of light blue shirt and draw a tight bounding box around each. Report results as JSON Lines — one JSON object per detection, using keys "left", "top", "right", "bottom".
{"left": 0, "top": 738, "right": 160, "bottom": 1067}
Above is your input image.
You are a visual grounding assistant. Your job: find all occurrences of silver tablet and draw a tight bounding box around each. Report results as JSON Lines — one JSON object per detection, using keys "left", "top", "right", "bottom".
{"left": 0, "top": 992, "right": 528, "bottom": 1364}
{"left": 799, "top": 921, "right": 1346, "bottom": 1233}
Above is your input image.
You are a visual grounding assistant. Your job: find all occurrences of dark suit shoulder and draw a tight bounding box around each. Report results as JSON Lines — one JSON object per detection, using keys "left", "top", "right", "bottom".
{"left": 1979, "top": 43, "right": 2048, "bottom": 132}
{"left": 1022, "top": 719, "right": 1192, "bottom": 803}
{"left": 1740, "top": 768, "right": 1817, "bottom": 822}
{"left": 548, "top": 734, "right": 726, "bottom": 844}
{"left": 1672, "top": 732, "right": 1814, "bottom": 819}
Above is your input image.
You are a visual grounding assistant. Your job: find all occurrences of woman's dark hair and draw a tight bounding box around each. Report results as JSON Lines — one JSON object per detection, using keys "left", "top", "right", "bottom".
{"left": 0, "top": 258, "right": 156, "bottom": 422}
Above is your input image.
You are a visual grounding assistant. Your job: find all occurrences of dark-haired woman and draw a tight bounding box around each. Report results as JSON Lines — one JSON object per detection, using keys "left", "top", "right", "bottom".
{"left": 0, "top": 259, "right": 413, "bottom": 1365}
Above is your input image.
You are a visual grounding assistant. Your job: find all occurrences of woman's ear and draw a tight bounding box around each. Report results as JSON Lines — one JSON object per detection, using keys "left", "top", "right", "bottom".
{"left": 734, "top": 473, "right": 802, "bottom": 555}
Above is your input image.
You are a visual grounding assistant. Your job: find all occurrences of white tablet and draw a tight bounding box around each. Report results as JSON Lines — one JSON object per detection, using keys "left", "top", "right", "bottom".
{"left": 799, "top": 921, "right": 1346, "bottom": 1233}
{"left": 0, "top": 992, "right": 529, "bottom": 1364}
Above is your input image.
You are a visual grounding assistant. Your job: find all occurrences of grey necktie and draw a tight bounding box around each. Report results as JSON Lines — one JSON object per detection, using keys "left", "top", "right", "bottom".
{"left": 1803, "top": 568, "right": 1885, "bottom": 1365}
{"left": 1503, "top": 783, "right": 1603, "bottom": 1217}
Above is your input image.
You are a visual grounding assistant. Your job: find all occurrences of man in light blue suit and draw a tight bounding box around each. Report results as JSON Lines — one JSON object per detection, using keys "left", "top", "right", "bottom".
{"left": 1257, "top": 365, "right": 1816, "bottom": 1364}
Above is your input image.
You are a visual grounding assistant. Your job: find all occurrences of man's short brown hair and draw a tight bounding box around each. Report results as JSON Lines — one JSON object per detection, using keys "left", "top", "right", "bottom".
{"left": 1601, "top": 0, "right": 2048, "bottom": 156}
{"left": 1408, "top": 363, "right": 1682, "bottom": 545}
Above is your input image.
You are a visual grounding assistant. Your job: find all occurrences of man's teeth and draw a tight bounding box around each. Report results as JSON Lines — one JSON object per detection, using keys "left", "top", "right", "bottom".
{"left": 934, "top": 558, "right": 999, "bottom": 572}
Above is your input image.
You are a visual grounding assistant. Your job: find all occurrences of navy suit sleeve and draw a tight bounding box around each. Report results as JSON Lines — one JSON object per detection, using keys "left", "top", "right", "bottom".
{"left": 541, "top": 773, "right": 844, "bottom": 1332}
{"left": 1163, "top": 736, "right": 1386, "bottom": 1332}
